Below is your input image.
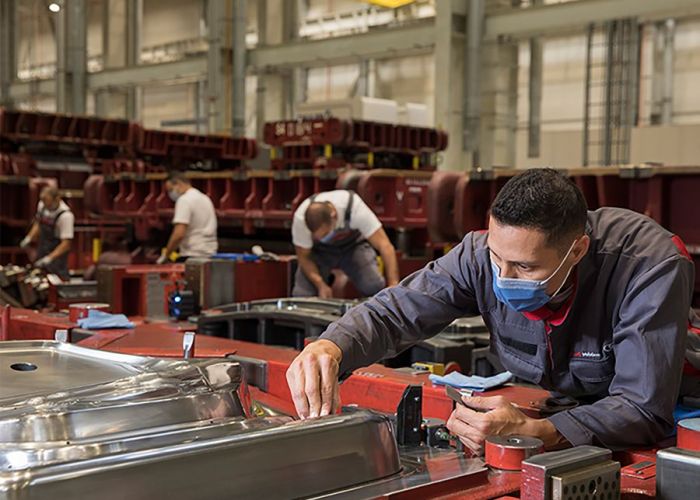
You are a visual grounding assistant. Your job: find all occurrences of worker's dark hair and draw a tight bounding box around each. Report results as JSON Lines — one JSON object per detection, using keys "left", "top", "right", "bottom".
{"left": 305, "top": 202, "right": 334, "bottom": 232}
{"left": 489, "top": 168, "right": 588, "bottom": 249}
{"left": 166, "top": 170, "right": 191, "bottom": 184}
{"left": 40, "top": 185, "right": 60, "bottom": 199}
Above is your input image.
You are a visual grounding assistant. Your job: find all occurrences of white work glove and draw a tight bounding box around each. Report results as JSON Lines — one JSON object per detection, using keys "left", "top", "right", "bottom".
{"left": 35, "top": 256, "right": 53, "bottom": 268}
{"left": 19, "top": 236, "right": 32, "bottom": 248}
{"left": 156, "top": 253, "right": 168, "bottom": 265}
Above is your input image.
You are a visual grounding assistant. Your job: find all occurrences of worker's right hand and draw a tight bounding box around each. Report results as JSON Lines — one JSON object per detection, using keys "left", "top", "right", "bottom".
{"left": 19, "top": 236, "right": 32, "bottom": 249}
{"left": 317, "top": 283, "right": 333, "bottom": 299}
{"left": 286, "top": 339, "right": 342, "bottom": 419}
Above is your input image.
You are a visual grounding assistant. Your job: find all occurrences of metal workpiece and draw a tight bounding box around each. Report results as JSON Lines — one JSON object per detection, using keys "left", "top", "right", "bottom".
{"left": 0, "top": 410, "right": 402, "bottom": 500}
{"left": 198, "top": 297, "right": 362, "bottom": 349}
{"left": 440, "top": 315, "right": 489, "bottom": 341}
{"left": 212, "top": 297, "right": 362, "bottom": 317}
{"left": 0, "top": 341, "right": 248, "bottom": 446}
{"left": 314, "top": 445, "right": 488, "bottom": 500}
{"left": 521, "top": 446, "right": 620, "bottom": 500}
{"left": 656, "top": 447, "right": 700, "bottom": 500}
{"left": 0, "top": 340, "right": 437, "bottom": 500}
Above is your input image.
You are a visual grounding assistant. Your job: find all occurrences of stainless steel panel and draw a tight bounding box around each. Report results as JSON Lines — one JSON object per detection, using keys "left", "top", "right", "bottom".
{"left": 657, "top": 447, "right": 700, "bottom": 500}
{"left": 0, "top": 411, "right": 402, "bottom": 500}
{"left": 316, "top": 447, "right": 488, "bottom": 499}
{"left": 0, "top": 341, "right": 246, "bottom": 445}
{"left": 0, "top": 341, "right": 412, "bottom": 500}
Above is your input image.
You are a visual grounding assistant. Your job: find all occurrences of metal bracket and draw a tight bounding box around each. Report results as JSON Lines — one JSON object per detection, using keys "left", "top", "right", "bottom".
{"left": 395, "top": 385, "right": 422, "bottom": 446}
{"left": 227, "top": 355, "right": 268, "bottom": 393}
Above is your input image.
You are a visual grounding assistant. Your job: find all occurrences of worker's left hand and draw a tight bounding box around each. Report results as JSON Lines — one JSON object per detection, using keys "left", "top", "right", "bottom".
{"left": 35, "top": 256, "right": 53, "bottom": 268}
{"left": 446, "top": 395, "right": 532, "bottom": 455}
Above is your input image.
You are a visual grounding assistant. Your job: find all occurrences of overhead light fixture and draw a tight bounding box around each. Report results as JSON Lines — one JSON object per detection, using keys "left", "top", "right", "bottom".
{"left": 48, "top": 2, "right": 61, "bottom": 13}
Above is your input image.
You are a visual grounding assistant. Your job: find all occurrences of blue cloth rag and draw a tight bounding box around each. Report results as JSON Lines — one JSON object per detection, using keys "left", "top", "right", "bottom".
{"left": 76, "top": 309, "right": 134, "bottom": 330}
{"left": 428, "top": 370, "right": 513, "bottom": 391}
{"left": 674, "top": 405, "right": 700, "bottom": 425}
{"left": 212, "top": 253, "right": 259, "bottom": 262}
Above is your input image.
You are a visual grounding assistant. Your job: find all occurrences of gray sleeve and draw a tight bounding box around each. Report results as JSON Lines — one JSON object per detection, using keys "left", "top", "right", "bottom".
{"left": 320, "top": 234, "right": 481, "bottom": 374}
{"left": 549, "top": 256, "right": 694, "bottom": 449}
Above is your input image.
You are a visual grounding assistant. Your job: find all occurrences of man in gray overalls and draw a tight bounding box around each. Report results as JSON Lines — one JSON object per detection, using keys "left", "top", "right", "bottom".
{"left": 20, "top": 186, "right": 74, "bottom": 281}
{"left": 287, "top": 169, "right": 699, "bottom": 451}
{"left": 291, "top": 190, "right": 399, "bottom": 298}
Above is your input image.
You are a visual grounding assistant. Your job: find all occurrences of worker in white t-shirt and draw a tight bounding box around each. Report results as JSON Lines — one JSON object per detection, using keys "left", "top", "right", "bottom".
{"left": 157, "top": 171, "right": 218, "bottom": 263}
{"left": 291, "top": 190, "right": 399, "bottom": 298}
{"left": 20, "top": 186, "right": 75, "bottom": 280}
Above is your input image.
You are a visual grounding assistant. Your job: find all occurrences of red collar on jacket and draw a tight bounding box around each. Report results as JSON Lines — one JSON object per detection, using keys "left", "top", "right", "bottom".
{"left": 521, "top": 271, "right": 578, "bottom": 326}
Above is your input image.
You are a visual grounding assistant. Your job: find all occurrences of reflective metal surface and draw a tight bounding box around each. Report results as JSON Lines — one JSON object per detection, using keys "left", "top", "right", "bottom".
{"left": 0, "top": 341, "right": 247, "bottom": 445}
{"left": 0, "top": 411, "right": 402, "bottom": 500}
{"left": 656, "top": 447, "right": 700, "bottom": 500}
{"left": 0, "top": 341, "right": 412, "bottom": 500}
{"left": 198, "top": 297, "right": 362, "bottom": 349}
{"left": 313, "top": 446, "right": 488, "bottom": 499}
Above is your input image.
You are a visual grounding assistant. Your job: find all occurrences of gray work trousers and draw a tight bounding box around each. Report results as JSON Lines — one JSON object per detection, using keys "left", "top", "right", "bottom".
{"left": 292, "top": 241, "right": 386, "bottom": 298}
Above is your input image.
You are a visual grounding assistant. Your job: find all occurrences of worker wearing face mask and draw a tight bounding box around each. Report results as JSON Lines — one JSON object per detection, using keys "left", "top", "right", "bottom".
{"left": 158, "top": 171, "right": 218, "bottom": 263}
{"left": 20, "top": 186, "right": 75, "bottom": 280}
{"left": 286, "top": 168, "right": 698, "bottom": 451}
{"left": 291, "top": 190, "right": 399, "bottom": 298}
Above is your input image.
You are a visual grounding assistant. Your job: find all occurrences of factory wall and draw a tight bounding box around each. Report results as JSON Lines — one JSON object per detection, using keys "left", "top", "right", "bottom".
{"left": 514, "top": 18, "right": 700, "bottom": 167}
{"left": 10, "top": 2, "right": 700, "bottom": 167}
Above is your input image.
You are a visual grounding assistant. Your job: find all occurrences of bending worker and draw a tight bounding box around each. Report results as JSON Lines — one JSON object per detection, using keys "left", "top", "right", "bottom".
{"left": 157, "top": 171, "right": 218, "bottom": 263}
{"left": 20, "top": 186, "right": 74, "bottom": 281}
{"left": 287, "top": 168, "right": 697, "bottom": 450}
{"left": 291, "top": 189, "right": 399, "bottom": 298}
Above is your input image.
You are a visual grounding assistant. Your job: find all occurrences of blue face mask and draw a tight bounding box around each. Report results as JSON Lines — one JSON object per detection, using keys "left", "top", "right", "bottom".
{"left": 319, "top": 229, "right": 337, "bottom": 244}
{"left": 491, "top": 240, "right": 577, "bottom": 312}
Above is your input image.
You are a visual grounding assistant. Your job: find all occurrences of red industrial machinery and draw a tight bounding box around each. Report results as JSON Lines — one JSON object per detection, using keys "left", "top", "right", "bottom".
{"left": 2, "top": 302, "right": 697, "bottom": 497}
{"left": 263, "top": 117, "right": 448, "bottom": 170}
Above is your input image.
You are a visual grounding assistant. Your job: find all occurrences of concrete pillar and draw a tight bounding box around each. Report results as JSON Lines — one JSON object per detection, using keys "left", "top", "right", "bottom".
{"left": 527, "top": 0, "right": 543, "bottom": 159}
{"left": 125, "top": 0, "right": 142, "bottom": 120}
{"left": 479, "top": 39, "right": 518, "bottom": 168}
{"left": 232, "top": 0, "right": 247, "bottom": 136}
{"left": 355, "top": 59, "right": 377, "bottom": 98}
{"left": 100, "top": 0, "right": 141, "bottom": 119}
{"left": 434, "top": 0, "right": 467, "bottom": 171}
{"left": 463, "top": 0, "right": 483, "bottom": 164}
{"left": 651, "top": 19, "right": 674, "bottom": 126}
{"left": 255, "top": 0, "right": 294, "bottom": 140}
{"left": 0, "top": 0, "right": 17, "bottom": 109}
{"left": 207, "top": 0, "right": 228, "bottom": 133}
{"left": 57, "top": 0, "right": 88, "bottom": 114}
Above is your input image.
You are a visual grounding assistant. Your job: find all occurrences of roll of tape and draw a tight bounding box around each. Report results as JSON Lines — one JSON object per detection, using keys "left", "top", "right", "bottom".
{"left": 677, "top": 418, "right": 700, "bottom": 451}
{"left": 485, "top": 435, "right": 544, "bottom": 471}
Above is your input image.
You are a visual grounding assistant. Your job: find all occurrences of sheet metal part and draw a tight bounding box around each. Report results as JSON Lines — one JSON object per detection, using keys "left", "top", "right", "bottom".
{"left": 656, "top": 447, "right": 700, "bottom": 500}
{"left": 0, "top": 341, "right": 248, "bottom": 444}
{"left": 312, "top": 446, "right": 488, "bottom": 499}
{"left": 676, "top": 417, "right": 700, "bottom": 451}
{"left": 198, "top": 297, "right": 361, "bottom": 349}
{"left": 1, "top": 410, "right": 404, "bottom": 500}
{"left": 550, "top": 460, "right": 620, "bottom": 500}
{"left": 0, "top": 340, "right": 421, "bottom": 500}
{"left": 484, "top": 435, "right": 544, "bottom": 471}
{"left": 521, "top": 446, "right": 620, "bottom": 500}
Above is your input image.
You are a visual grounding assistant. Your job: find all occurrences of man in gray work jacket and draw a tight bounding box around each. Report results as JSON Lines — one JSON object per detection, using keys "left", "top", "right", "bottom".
{"left": 286, "top": 168, "right": 697, "bottom": 451}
